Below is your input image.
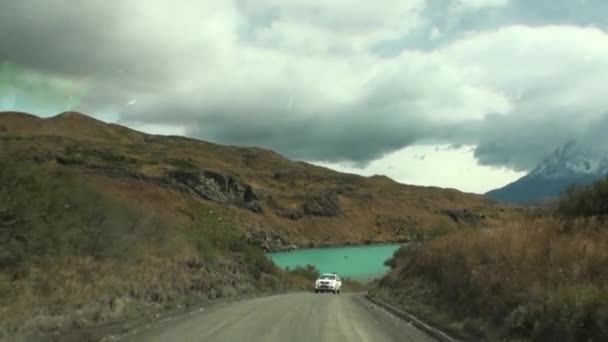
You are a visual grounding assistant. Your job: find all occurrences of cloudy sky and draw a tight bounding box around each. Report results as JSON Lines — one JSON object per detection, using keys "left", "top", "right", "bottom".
{"left": 2, "top": 0, "right": 608, "bottom": 193}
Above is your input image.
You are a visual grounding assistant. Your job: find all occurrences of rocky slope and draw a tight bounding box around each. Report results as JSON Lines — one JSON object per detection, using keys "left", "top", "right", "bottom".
{"left": 487, "top": 141, "right": 608, "bottom": 204}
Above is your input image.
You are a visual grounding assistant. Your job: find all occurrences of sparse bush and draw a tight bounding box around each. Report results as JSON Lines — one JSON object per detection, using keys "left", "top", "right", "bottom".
{"left": 557, "top": 178, "right": 608, "bottom": 219}
{"left": 384, "top": 244, "right": 419, "bottom": 268}
{"left": 185, "top": 205, "right": 278, "bottom": 277}
{"left": 0, "top": 159, "right": 191, "bottom": 328}
{"left": 239, "top": 243, "right": 279, "bottom": 277}
{"left": 287, "top": 264, "right": 320, "bottom": 280}
{"left": 530, "top": 286, "right": 608, "bottom": 341}
{"left": 0, "top": 160, "right": 169, "bottom": 267}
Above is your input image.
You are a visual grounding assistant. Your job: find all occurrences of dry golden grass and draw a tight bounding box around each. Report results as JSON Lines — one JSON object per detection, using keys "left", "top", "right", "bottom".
{"left": 389, "top": 218, "right": 608, "bottom": 341}
{"left": 1, "top": 253, "right": 267, "bottom": 330}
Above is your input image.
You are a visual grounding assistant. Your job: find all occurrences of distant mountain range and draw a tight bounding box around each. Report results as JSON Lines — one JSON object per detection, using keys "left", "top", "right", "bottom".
{"left": 486, "top": 141, "right": 608, "bottom": 204}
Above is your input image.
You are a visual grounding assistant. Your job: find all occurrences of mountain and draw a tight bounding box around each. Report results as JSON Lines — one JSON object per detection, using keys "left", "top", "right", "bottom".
{"left": 0, "top": 111, "right": 515, "bottom": 248}
{"left": 0, "top": 111, "right": 516, "bottom": 338}
{"left": 486, "top": 141, "right": 608, "bottom": 203}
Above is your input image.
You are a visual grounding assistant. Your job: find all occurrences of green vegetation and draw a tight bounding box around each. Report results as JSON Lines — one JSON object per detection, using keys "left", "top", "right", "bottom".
{"left": 383, "top": 244, "right": 419, "bottom": 268}
{"left": 0, "top": 158, "right": 277, "bottom": 267}
{"left": 378, "top": 180, "right": 608, "bottom": 341}
{"left": 0, "top": 161, "right": 159, "bottom": 267}
{"left": 0, "top": 158, "right": 285, "bottom": 337}
{"left": 183, "top": 203, "right": 279, "bottom": 279}
{"left": 163, "top": 157, "right": 199, "bottom": 170}
{"left": 286, "top": 264, "right": 321, "bottom": 280}
{"left": 557, "top": 178, "right": 608, "bottom": 218}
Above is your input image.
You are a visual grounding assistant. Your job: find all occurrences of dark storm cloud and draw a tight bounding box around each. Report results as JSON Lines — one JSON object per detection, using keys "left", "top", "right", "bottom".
{"left": 2, "top": 0, "right": 608, "bottom": 170}
{"left": 441, "top": 111, "right": 608, "bottom": 172}
{"left": 472, "top": 113, "right": 587, "bottom": 171}
{"left": 1, "top": 1, "right": 122, "bottom": 76}
{"left": 189, "top": 113, "right": 429, "bottom": 164}
{"left": 0, "top": 1, "right": 182, "bottom": 85}
{"left": 119, "top": 83, "right": 434, "bottom": 163}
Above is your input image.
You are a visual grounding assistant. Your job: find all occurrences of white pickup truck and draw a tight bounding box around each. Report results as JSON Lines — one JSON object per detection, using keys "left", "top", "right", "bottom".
{"left": 314, "top": 273, "right": 342, "bottom": 294}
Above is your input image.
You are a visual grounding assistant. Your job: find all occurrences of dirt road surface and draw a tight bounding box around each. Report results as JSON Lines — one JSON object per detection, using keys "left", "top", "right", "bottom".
{"left": 116, "top": 293, "right": 435, "bottom": 342}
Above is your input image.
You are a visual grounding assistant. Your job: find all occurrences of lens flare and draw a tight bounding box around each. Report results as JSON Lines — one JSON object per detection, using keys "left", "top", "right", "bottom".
{"left": 0, "top": 62, "right": 86, "bottom": 114}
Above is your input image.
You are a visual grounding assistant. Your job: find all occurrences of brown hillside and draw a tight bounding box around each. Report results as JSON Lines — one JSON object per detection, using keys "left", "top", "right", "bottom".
{"left": 0, "top": 111, "right": 516, "bottom": 250}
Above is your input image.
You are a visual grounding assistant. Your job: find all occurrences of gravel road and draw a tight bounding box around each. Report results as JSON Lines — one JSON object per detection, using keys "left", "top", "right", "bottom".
{"left": 116, "top": 292, "right": 436, "bottom": 342}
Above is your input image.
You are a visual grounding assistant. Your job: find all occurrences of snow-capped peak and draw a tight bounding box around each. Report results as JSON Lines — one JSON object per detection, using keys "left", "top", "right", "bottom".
{"left": 529, "top": 141, "right": 607, "bottom": 179}
{"left": 487, "top": 141, "right": 608, "bottom": 203}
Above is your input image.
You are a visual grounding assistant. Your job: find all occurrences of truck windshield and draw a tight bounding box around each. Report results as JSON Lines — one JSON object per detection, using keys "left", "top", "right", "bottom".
{"left": 319, "top": 275, "right": 336, "bottom": 280}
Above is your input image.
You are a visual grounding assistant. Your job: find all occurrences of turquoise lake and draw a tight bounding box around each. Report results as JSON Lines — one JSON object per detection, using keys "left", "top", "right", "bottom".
{"left": 268, "top": 244, "right": 402, "bottom": 281}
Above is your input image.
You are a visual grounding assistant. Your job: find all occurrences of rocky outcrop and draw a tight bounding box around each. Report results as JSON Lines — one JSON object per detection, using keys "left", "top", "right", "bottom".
{"left": 168, "top": 170, "right": 262, "bottom": 213}
{"left": 246, "top": 231, "right": 296, "bottom": 252}
{"left": 48, "top": 145, "right": 263, "bottom": 213}
{"left": 302, "top": 192, "right": 341, "bottom": 217}
{"left": 271, "top": 192, "right": 342, "bottom": 220}
{"left": 441, "top": 209, "right": 485, "bottom": 225}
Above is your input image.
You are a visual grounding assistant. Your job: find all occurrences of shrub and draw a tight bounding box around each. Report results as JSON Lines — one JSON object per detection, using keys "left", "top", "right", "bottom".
{"left": 0, "top": 161, "right": 168, "bottom": 267}
{"left": 557, "top": 178, "right": 608, "bottom": 219}
{"left": 185, "top": 204, "right": 279, "bottom": 278}
{"left": 384, "top": 244, "right": 419, "bottom": 268}
{"left": 287, "top": 264, "right": 320, "bottom": 280}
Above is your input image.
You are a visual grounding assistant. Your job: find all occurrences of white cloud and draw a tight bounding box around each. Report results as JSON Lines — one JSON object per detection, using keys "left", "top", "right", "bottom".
{"left": 314, "top": 144, "right": 525, "bottom": 193}
{"left": 245, "top": 0, "right": 426, "bottom": 53}
{"left": 429, "top": 27, "right": 443, "bottom": 40}
{"left": 453, "top": 0, "right": 509, "bottom": 12}
{"left": 442, "top": 25, "right": 608, "bottom": 117}
{"left": 127, "top": 123, "right": 187, "bottom": 137}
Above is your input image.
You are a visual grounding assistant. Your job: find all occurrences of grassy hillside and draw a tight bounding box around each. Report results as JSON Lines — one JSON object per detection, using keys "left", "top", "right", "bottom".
{"left": 0, "top": 158, "right": 292, "bottom": 340}
{"left": 0, "top": 112, "right": 516, "bottom": 250}
{"left": 0, "top": 111, "right": 517, "bottom": 339}
{"left": 373, "top": 179, "right": 608, "bottom": 341}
